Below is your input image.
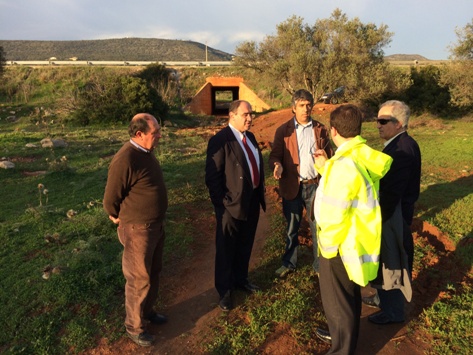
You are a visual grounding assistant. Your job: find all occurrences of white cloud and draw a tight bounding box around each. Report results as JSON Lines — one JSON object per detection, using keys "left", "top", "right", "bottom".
{"left": 1, "top": 0, "right": 472, "bottom": 59}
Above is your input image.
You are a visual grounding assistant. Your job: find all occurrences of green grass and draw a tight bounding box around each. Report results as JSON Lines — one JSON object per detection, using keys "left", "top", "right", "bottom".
{"left": 1, "top": 107, "right": 472, "bottom": 353}
{"left": 0, "top": 116, "right": 210, "bottom": 354}
{"left": 202, "top": 116, "right": 473, "bottom": 353}
{"left": 420, "top": 283, "right": 473, "bottom": 354}
{"left": 205, "top": 207, "right": 325, "bottom": 354}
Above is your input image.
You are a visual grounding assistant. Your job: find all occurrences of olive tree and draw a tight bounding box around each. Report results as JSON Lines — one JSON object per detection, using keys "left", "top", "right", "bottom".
{"left": 440, "top": 18, "right": 473, "bottom": 108}
{"left": 234, "top": 9, "right": 409, "bottom": 103}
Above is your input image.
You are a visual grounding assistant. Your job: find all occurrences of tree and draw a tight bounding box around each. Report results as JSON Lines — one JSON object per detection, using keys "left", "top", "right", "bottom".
{"left": 449, "top": 19, "right": 473, "bottom": 60}
{"left": 440, "top": 18, "right": 473, "bottom": 108}
{"left": 0, "top": 46, "right": 6, "bottom": 78}
{"left": 234, "top": 9, "right": 409, "bottom": 103}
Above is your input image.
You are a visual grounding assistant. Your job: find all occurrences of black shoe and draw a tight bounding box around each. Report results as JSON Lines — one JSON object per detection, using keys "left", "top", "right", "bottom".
{"left": 362, "top": 293, "right": 380, "bottom": 308}
{"left": 368, "top": 311, "right": 404, "bottom": 325}
{"left": 237, "top": 282, "right": 260, "bottom": 294}
{"left": 219, "top": 291, "right": 233, "bottom": 311}
{"left": 146, "top": 312, "right": 168, "bottom": 325}
{"left": 316, "top": 328, "right": 332, "bottom": 344}
{"left": 127, "top": 331, "right": 155, "bottom": 347}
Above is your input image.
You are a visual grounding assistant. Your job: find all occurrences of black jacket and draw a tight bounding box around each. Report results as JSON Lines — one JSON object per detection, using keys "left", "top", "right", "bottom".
{"left": 205, "top": 126, "right": 266, "bottom": 220}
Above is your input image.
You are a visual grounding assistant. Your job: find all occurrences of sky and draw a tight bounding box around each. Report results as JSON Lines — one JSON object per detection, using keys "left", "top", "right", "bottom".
{"left": 1, "top": 0, "right": 472, "bottom": 60}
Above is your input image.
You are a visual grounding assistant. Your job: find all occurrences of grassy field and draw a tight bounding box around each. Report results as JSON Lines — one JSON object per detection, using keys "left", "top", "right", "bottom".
{"left": 0, "top": 111, "right": 210, "bottom": 353}
{"left": 1, "top": 106, "right": 472, "bottom": 354}
{"left": 204, "top": 116, "right": 473, "bottom": 354}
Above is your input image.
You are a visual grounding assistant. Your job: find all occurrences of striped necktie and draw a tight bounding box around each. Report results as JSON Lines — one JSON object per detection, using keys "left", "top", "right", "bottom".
{"left": 242, "top": 134, "right": 259, "bottom": 188}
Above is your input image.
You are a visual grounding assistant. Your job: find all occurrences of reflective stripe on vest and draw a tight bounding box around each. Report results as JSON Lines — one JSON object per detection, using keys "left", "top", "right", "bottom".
{"left": 341, "top": 253, "right": 380, "bottom": 265}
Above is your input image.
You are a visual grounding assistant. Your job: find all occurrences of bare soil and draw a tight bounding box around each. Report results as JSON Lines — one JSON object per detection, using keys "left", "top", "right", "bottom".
{"left": 87, "top": 104, "right": 467, "bottom": 354}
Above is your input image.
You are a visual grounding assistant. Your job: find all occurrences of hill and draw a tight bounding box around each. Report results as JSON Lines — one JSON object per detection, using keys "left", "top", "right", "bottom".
{"left": 0, "top": 38, "right": 233, "bottom": 61}
{"left": 385, "top": 54, "right": 430, "bottom": 61}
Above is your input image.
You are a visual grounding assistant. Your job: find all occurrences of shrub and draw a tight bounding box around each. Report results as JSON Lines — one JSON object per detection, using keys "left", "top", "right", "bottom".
{"left": 135, "top": 64, "right": 181, "bottom": 109}
{"left": 72, "top": 74, "right": 168, "bottom": 125}
{"left": 0, "top": 46, "right": 6, "bottom": 78}
{"left": 404, "top": 65, "right": 452, "bottom": 115}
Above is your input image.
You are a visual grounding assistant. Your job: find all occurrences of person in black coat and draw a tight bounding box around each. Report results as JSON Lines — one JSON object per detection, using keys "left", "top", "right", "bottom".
{"left": 368, "top": 100, "right": 422, "bottom": 325}
{"left": 205, "top": 100, "right": 266, "bottom": 311}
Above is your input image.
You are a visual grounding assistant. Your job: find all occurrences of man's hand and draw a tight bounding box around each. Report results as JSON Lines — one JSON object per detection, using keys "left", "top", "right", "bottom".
{"left": 109, "top": 215, "right": 120, "bottom": 224}
{"left": 273, "top": 162, "right": 283, "bottom": 179}
{"left": 313, "top": 149, "right": 328, "bottom": 170}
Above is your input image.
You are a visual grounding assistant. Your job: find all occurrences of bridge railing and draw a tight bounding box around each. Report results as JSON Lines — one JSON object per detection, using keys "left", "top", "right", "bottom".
{"left": 6, "top": 60, "right": 234, "bottom": 67}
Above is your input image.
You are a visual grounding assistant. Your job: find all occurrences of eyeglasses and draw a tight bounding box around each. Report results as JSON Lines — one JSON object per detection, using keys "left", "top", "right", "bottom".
{"left": 240, "top": 112, "right": 256, "bottom": 119}
{"left": 376, "top": 117, "right": 397, "bottom": 125}
{"left": 310, "top": 137, "right": 330, "bottom": 155}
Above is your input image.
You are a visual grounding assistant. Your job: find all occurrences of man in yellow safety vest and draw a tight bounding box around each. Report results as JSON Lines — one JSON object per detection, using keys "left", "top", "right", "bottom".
{"left": 312, "top": 104, "right": 392, "bottom": 354}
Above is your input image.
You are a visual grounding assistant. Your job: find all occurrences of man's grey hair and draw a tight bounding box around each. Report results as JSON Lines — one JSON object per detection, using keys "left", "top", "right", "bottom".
{"left": 380, "top": 100, "right": 410, "bottom": 128}
{"left": 291, "top": 89, "right": 314, "bottom": 107}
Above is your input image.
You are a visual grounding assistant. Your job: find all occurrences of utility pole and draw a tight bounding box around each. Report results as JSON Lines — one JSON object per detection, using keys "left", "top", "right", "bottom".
{"left": 205, "top": 41, "right": 208, "bottom": 63}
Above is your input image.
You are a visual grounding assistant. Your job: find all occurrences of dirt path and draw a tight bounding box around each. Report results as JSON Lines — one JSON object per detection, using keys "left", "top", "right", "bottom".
{"left": 153, "top": 205, "right": 271, "bottom": 354}
{"left": 88, "top": 106, "right": 464, "bottom": 354}
{"left": 89, "top": 199, "right": 428, "bottom": 355}
{"left": 89, "top": 199, "right": 272, "bottom": 355}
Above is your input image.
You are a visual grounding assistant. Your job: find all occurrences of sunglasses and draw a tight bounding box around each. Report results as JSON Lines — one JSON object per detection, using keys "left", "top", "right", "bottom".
{"left": 376, "top": 117, "right": 397, "bottom": 125}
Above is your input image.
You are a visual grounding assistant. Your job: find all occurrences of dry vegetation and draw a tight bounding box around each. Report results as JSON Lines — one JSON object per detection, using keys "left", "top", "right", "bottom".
{"left": 0, "top": 38, "right": 233, "bottom": 61}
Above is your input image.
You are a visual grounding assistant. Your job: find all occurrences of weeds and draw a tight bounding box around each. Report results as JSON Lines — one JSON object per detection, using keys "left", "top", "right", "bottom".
{"left": 0, "top": 117, "right": 209, "bottom": 353}
{"left": 0, "top": 108, "right": 472, "bottom": 353}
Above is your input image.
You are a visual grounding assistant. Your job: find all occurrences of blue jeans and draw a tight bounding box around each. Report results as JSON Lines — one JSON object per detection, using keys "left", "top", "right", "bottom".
{"left": 281, "top": 183, "right": 318, "bottom": 271}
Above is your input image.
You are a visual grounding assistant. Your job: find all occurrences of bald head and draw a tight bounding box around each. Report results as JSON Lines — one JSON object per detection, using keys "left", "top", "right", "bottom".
{"left": 128, "top": 113, "right": 162, "bottom": 150}
{"left": 128, "top": 113, "right": 158, "bottom": 138}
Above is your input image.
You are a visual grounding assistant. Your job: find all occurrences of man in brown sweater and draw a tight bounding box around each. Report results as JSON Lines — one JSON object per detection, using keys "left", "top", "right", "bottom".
{"left": 103, "top": 113, "right": 168, "bottom": 347}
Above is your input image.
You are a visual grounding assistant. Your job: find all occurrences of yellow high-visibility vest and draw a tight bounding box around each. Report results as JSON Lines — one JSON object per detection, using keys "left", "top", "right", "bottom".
{"left": 314, "top": 136, "right": 392, "bottom": 286}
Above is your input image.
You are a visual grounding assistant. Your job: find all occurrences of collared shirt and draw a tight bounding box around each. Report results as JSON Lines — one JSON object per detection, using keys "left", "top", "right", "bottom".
{"left": 130, "top": 138, "right": 150, "bottom": 153}
{"left": 294, "top": 118, "right": 317, "bottom": 180}
{"left": 229, "top": 123, "right": 260, "bottom": 182}
{"left": 384, "top": 131, "right": 406, "bottom": 147}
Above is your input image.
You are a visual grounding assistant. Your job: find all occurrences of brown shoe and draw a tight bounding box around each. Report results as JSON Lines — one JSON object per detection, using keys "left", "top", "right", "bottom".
{"left": 127, "top": 331, "right": 155, "bottom": 346}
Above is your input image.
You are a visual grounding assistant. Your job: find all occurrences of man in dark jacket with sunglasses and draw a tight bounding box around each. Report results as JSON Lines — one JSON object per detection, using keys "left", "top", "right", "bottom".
{"left": 367, "top": 100, "right": 422, "bottom": 325}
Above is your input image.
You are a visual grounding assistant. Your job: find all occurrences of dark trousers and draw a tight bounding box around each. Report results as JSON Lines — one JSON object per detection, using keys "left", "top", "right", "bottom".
{"left": 378, "top": 219, "right": 413, "bottom": 322}
{"left": 214, "top": 192, "right": 260, "bottom": 298}
{"left": 319, "top": 255, "right": 361, "bottom": 355}
{"left": 117, "top": 222, "right": 165, "bottom": 335}
{"left": 282, "top": 183, "right": 318, "bottom": 270}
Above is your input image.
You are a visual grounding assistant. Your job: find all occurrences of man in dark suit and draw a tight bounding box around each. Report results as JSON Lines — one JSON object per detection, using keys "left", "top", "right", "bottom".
{"left": 205, "top": 100, "right": 266, "bottom": 311}
{"left": 368, "top": 100, "right": 422, "bottom": 325}
{"left": 268, "top": 89, "right": 333, "bottom": 278}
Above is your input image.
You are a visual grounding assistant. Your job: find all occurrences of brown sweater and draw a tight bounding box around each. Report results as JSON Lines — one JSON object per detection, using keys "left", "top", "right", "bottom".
{"left": 103, "top": 142, "right": 168, "bottom": 224}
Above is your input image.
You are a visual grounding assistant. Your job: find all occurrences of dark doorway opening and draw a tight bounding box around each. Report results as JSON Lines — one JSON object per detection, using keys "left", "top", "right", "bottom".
{"left": 212, "top": 87, "right": 239, "bottom": 116}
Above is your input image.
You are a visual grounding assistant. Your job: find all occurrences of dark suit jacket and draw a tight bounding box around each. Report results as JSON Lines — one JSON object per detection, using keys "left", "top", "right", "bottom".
{"left": 380, "top": 131, "right": 421, "bottom": 225}
{"left": 268, "top": 117, "right": 333, "bottom": 200}
{"left": 205, "top": 126, "right": 266, "bottom": 220}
